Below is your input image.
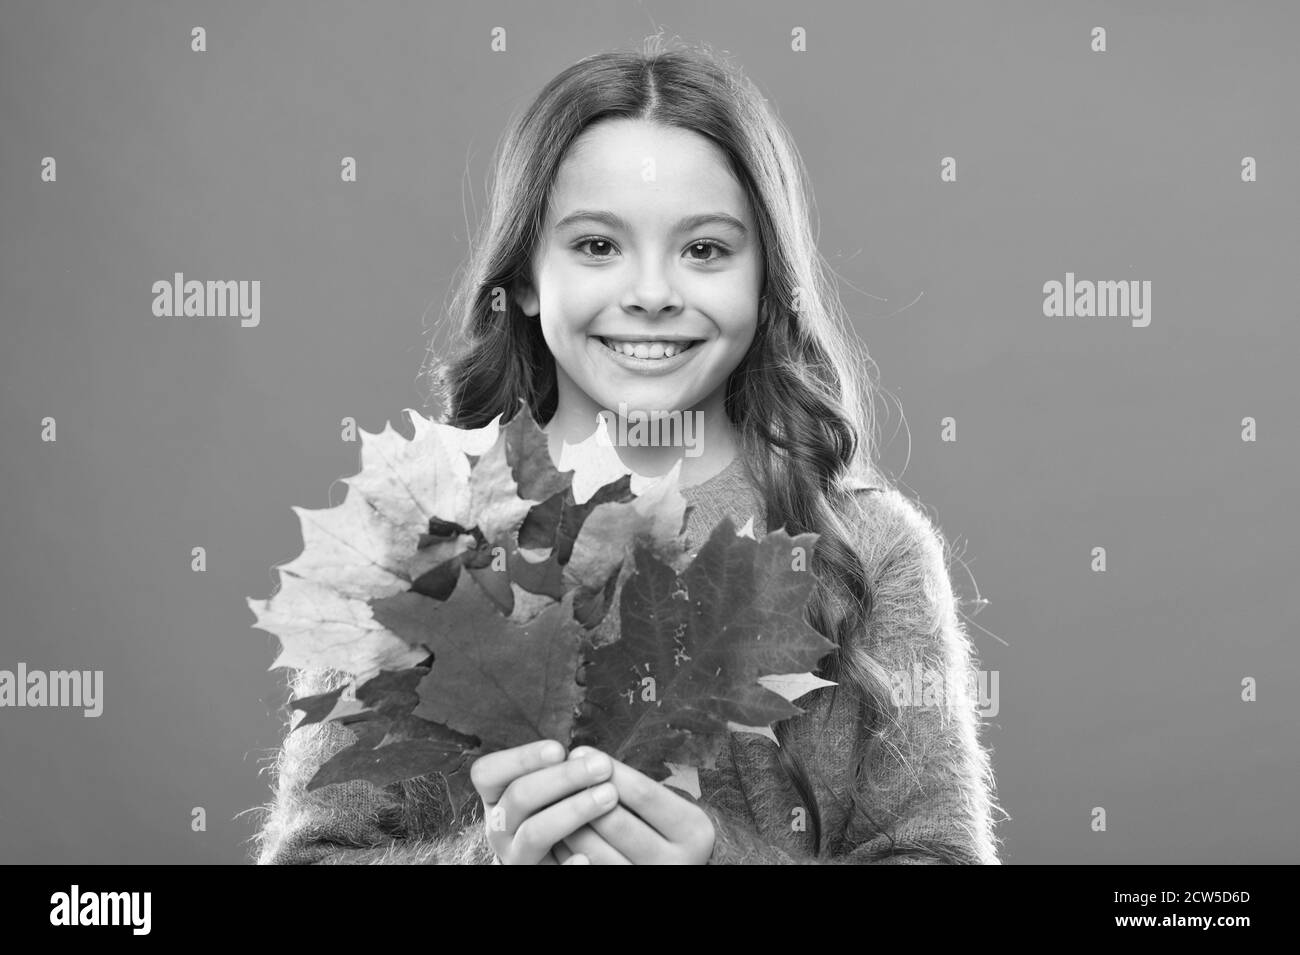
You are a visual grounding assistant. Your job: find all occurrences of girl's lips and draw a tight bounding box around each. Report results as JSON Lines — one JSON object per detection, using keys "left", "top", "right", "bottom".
{"left": 590, "top": 336, "right": 704, "bottom": 375}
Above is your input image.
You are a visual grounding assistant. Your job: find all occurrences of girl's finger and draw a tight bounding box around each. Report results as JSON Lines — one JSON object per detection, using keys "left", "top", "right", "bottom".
{"left": 553, "top": 840, "right": 592, "bottom": 865}
{"left": 470, "top": 739, "right": 566, "bottom": 805}
{"left": 495, "top": 750, "right": 616, "bottom": 834}
{"left": 580, "top": 804, "right": 664, "bottom": 860}
{"left": 562, "top": 825, "right": 632, "bottom": 865}
{"left": 504, "top": 782, "right": 619, "bottom": 864}
{"left": 568, "top": 747, "right": 697, "bottom": 842}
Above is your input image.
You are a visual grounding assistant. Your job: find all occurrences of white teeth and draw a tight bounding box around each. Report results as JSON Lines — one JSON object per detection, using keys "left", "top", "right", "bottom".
{"left": 600, "top": 338, "right": 698, "bottom": 360}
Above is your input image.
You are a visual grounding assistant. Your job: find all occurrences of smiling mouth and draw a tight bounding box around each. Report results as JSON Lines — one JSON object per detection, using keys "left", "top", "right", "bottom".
{"left": 596, "top": 337, "right": 704, "bottom": 359}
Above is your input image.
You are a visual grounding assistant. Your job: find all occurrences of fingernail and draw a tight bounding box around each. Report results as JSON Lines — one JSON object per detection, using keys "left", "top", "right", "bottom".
{"left": 571, "top": 854, "right": 590, "bottom": 865}
{"left": 569, "top": 746, "right": 589, "bottom": 760}
{"left": 540, "top": 741, "right": 564, "bottom": 762}
{"left": 585, "top": 754, "right": 611, "bottom": 777}
{"left": 591, "top": 782, "right": 617, "bottom": 806}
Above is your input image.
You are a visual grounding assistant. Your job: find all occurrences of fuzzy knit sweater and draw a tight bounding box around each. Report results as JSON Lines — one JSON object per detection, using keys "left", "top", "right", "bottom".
{"left": 251, "top": 454, "right": 1005, "bottom": 864}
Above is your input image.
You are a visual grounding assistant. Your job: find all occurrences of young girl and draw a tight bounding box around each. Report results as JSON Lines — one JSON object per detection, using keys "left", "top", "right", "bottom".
{"left": 253, "top": 37, "right": 1005, "bottom": 865}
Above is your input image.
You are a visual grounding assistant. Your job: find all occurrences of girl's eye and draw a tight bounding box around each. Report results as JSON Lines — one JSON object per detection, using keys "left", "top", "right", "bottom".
{"left": 685, "top": 240, "right": 731, "bottom": 263}
{"left": 574, "top": 237, "right": 617, "bottom": 259}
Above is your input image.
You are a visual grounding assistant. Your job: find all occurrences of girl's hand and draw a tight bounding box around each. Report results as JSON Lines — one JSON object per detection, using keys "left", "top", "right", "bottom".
{"left": 469, "top": 739, "right": 620, "bottom": 865}
{"left": 553, "top": 746, "right": 716, "bottom": 865}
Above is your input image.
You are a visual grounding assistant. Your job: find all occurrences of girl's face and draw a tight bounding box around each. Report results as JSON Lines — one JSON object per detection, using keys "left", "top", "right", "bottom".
{"left": 516, "top": 118, "right": 762, "bottom": 440}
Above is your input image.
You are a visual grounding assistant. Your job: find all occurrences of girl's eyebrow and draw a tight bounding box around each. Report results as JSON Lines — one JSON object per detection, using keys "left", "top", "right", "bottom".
{"left": 552, "top": 209, "right": 749, "bottom": 237}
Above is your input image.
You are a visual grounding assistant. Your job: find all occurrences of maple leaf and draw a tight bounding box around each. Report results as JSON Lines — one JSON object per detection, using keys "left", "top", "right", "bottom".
{"left": 289, "top": 665, "right": 482, "bottom": 793}
{"left": 571, "top": 517, "right": 838, "bottom": 782}
{"left": 247, "top": 410, "right": 500, "bottom": 681}
{"left": 371, "top": 581, "right": 587, "bottom": 750}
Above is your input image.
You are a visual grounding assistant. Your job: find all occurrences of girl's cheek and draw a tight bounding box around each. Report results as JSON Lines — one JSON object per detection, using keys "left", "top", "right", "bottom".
{"left": 553, "top": 281, "right": 607, "bottom": 319}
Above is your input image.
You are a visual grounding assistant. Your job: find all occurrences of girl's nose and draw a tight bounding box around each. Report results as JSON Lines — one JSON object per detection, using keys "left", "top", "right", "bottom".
{"left": 622, "top": 272, "right": 684, "bottom": 316}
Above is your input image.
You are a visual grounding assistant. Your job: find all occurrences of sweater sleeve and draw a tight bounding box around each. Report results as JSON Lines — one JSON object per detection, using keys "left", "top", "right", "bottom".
{"left": 251, "top": 666, "right": 496, "bottom": 865}
{"left": 696, "top": 489, "right": 1004, "bottom": 865}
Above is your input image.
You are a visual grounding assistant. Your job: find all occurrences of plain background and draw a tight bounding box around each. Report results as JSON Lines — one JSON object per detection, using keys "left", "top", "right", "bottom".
{"left": 1, "top": 0, "right": 1296, "bottom": 864}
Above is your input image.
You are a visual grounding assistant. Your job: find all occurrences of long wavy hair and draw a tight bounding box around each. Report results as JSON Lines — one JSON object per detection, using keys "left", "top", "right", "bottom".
{"left": 420, "top": 35, "right": 902, "bottom": 856}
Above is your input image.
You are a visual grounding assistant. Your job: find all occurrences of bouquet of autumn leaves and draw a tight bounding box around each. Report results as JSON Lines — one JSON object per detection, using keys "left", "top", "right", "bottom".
{"left": 248, "top": 400, "right": 836, "bottom": 816}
